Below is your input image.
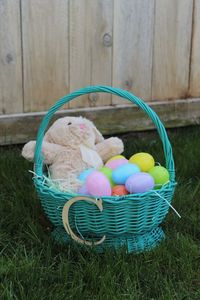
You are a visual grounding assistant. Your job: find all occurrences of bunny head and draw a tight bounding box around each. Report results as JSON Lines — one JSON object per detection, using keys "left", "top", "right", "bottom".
{"left": 44, "top": 116, "right": 104, "bottom": 148}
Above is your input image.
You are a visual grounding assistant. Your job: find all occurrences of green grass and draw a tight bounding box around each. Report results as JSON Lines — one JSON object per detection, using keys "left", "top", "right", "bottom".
{"left": 0, "top": 126, "right": 200, "bottom": 300}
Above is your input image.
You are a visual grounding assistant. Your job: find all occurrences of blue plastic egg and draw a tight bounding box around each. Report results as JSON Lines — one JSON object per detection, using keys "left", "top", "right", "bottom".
{"left": 112, "top": 163, "right": 140, "bottom": 184}
{"left": 78, "top": 168, "right": 95, "bottom": 182}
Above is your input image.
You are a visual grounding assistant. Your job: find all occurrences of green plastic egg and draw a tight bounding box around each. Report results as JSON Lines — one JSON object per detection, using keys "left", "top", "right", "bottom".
{"left": 99, "top": 166, "right": 115, "bottom": 187}
{"left": 148, "top": 166, "right": 170, "bottom": 188}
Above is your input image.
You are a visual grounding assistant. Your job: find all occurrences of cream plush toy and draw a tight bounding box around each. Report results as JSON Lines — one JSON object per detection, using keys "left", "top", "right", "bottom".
{"left": 22, "top": 116, "right": 124, "bottom": 192}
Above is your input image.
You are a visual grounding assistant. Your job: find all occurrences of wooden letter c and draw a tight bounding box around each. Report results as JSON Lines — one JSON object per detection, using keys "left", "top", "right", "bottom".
{"left": 62, "top": 196, "right": 106, "bottom": 246}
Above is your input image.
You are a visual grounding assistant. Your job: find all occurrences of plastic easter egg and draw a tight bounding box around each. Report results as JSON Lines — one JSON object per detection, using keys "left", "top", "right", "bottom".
{"left": 78, "top": 168, "right": 94, "bottom": 182}
{"left": 105, "top": 158, "right": 128, "bottom": 170}
{"left": 125, "top": 172, "right": 155, "bottom": 194}
{"left": 112, "top": 185, "right": 129, "bottom": 196}
{"left": 149, "top": 166, "right": 169, "bottom": 188}
{"left": 99, "top": 167, "right": 115, "bottom": 187}
{"left": 112, "top": 163, "right": 140, "bottom": 184}
{"left": 78, "top": 185, "right": 90, "bottom": 195}
{"left": 86, "top": 171, "right": 112, "bottom": 197}
{"left": 129, "top": 152, "right": 155, "bottom": 172}
{"left": 106, "top": 155, "right": 126, "bottom": 163}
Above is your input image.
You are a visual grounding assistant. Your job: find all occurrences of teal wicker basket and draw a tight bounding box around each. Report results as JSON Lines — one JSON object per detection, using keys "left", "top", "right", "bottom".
{"left": 34, "top": 86, "right": 176, "bottom": 253}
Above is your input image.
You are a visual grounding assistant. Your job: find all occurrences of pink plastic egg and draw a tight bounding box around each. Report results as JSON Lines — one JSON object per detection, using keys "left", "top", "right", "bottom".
{"left": 105, "top": 158, "right": 128, "bottom": 170}
{"left": 86, "top": 171, "right": 112, "bottom": 197}
{"left": 125, "top": 172, "right": 155, "bottom": 194}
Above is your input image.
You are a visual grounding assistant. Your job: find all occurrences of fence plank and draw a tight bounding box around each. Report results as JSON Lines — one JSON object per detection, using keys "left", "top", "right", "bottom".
{"left": 152, "top": 0, "right": 193, "bottom": 100}
{"left": 1, "top": 98, "right": 200, "bottom": 145}
{"left": 22, "top": 0, "right": 69, "bottom": 112}
{"left": 112, "top": 0, "right": 155, "bottom": 104}
{"left": 69, "top": 0, "right": 113, "bottom": 108}
{"left": 0, "top": 0, "right": 22, "bottom": 114}
{"left": 190, "top": 0, "right": 200, "bottom": 97}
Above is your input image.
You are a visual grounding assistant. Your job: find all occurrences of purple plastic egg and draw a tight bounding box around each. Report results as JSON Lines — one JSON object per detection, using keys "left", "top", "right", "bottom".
{"left": 125, "top": 172, "right": 155, "bottom": 194}
{"left": 86, "top": 171, "right": 112, "bottom": 197}
{"left": 105, "top": 158, "right": 128, "bottom": 170}
{"left": 78, "top": 185, "right": 90, "bottom": 195}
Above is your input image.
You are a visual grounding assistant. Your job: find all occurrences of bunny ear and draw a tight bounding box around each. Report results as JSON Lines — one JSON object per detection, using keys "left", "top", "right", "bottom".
{"left": 81, "top": 117, "right": 104, "bottom": 143}
{"left": 92, "top": 126, "right": 104, "bottom": 144}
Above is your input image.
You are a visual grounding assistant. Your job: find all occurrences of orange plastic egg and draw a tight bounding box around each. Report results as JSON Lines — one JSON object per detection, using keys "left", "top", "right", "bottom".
{"left": 112, "top": 185, "right": 129, "bottom": 196}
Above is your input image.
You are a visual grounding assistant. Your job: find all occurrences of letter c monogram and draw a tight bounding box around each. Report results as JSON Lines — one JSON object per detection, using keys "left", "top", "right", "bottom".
{"left": 62, "top": 196, "right": 106, "bottom": 246}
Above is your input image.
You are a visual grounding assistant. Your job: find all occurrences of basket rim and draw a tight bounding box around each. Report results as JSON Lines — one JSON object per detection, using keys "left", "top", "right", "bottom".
{"left": 34, "top": 175, "right": 176, "bottom": 204}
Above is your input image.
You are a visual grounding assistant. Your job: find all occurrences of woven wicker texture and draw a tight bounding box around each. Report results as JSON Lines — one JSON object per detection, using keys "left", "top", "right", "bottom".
{"left": 52, "top": 226, "right": 165, "bottom": 254}
{"left": 33, "top": 86, "right": 176, "bottom": 253}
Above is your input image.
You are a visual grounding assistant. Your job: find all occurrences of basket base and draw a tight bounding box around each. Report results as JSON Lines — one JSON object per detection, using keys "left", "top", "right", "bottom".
{"left": 52, "top": 226, "right": 165, "bottom": 254}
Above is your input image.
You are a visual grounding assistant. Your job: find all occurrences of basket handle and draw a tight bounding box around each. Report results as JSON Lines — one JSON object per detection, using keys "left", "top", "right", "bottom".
{"left": 34, "top": 86, "right": 175, "bottom": 181}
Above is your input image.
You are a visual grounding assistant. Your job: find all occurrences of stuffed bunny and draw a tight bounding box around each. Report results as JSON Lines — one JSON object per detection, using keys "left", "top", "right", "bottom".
{"left": 22, "top": 116, "right": 124, "bottom": 192}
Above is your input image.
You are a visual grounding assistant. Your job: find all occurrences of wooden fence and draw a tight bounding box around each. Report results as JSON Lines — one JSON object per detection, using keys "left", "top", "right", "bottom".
{"left": 0, "top": 0, "right": 200, "bottom": 144}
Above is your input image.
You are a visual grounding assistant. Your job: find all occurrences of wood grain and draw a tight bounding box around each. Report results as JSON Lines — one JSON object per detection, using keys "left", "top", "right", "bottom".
{"left": 69, "top": 0, "right": 113, "bottom": 108}
{"left": 1, "top": 98, "right": 200, "bottom": 145}
{"left": 22, "top": 0, "right": 69, "bottom": 112}
{"left": 0, "top": 0, "right": 23, "bottom": 114}
{"left": 189, "top": 0, "right": 200, "bottom": 97}
{"left": 112, "top": 0, "right": 155, "bottom": 104}
{"left": 152, "top": 0, "right": 193, "bottom": 100}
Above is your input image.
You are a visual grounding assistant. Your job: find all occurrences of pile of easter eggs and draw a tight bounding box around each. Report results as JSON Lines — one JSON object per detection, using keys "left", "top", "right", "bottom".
{"left": 77, "top": 153, "right": 170, "bottom": 197}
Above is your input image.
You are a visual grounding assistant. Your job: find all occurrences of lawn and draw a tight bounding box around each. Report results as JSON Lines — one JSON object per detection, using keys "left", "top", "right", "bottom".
{"left": 0, "top": 126, "right": 200, "bottom": 300}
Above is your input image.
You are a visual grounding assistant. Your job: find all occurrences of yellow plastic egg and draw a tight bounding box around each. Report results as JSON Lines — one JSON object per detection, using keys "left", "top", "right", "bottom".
{"left": 106, "top": 155, "right": 126, "bottom": 164}
{"left": 129, "top": 152, "right": 155, "bottom": 172}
